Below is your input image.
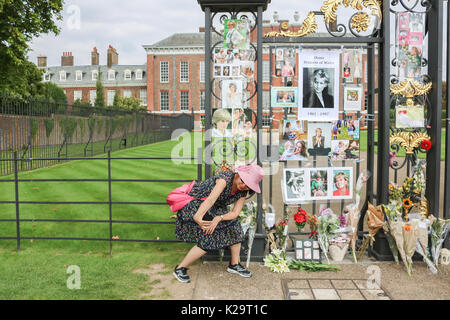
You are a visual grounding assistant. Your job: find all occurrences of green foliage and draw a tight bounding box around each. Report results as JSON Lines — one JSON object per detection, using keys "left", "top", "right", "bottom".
{"left": 287, "top": 260, "right": 340, "bottom": 272}
{"left": 94, "top": 75, "right": 105, "bottom": 108}
{"left": 59, "top": 117, "right": 77, "bottom": 142}
{"left": 113, "top": 90, "right": 120, "bottom": 108}
{"left": 96, "top": 117, "right": 104, "bottom": 135}
{"left": 79, "top": 119, "right": 85, "bottom": 141}
{"left": 0, "top": 0, "right": 64, "bottom": 97}
{"left": 29, "top": 118, "right": 38, "bottom": 142}
{"left": 41, "top": 82, "right": 67, "bottom": 104}
{"left": 44, "top": 118, "right": 54, "bottom": 139}
{"left": 87, "top": 117, "right": 96, "bottom": 140}
{"left": 118, "top": 96, "right": 144, "bottom": 111}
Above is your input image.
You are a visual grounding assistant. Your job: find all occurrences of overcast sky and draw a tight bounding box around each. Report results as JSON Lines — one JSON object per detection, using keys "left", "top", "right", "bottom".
{"left": 29, "top": 0, "right": 447, "bottom": 74}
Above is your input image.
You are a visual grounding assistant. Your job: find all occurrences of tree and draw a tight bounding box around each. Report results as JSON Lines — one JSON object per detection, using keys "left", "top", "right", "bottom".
{"left": 113, "top": 89, "right": 120, "bottom": 108}
{"left": 0, "top": 0, "right": 64, "bottom": 97}
{"left": 41, "top": 82, "right": 67, "bottom": 104}
{"left": 118, "top": 96, "right": 144, "bottom": 111}
{"left": 94, "top": 75, "right": 105, "bottom": 107}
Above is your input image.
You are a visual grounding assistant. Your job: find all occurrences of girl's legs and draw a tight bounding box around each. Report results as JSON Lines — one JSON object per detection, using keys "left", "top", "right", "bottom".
{"left": 177, "top": 245, "right": 207, "bottom": 269}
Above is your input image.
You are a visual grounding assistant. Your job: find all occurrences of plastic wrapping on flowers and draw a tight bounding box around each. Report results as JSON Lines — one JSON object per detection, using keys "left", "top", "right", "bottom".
{"left": 263, "top": 249, "right": 290, "bottom": 273}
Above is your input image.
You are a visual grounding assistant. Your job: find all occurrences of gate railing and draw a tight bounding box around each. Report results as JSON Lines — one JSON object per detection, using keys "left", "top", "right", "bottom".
{"left": 0, "top": 151, "right": 202, "bottom": 254}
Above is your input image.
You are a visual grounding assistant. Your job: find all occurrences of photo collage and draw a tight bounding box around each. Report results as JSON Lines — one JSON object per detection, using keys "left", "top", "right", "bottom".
{"left": 282, "top": 167, "right": 353, "bottom": 204}
{"left": 394, "top": 11, "right": 426, "bottom": 129}
{"left": 279, "top": 120, "right": 360, "bottom": 160}
{"left": 212, "top": 19, "right": 255, "bottom": 141}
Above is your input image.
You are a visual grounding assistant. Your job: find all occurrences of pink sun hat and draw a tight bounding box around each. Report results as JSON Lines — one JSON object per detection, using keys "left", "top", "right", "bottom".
{"left": 236, "top": 163, "right": 264, "bottom": 193}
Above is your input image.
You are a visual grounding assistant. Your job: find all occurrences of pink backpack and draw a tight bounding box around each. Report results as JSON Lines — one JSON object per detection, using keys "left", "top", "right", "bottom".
{"left": 166, "top": 180, "right": 207, "bottom": 212}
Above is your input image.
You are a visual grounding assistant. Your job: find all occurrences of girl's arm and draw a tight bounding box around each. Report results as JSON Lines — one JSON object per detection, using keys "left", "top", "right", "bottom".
{"left": 193, "top": 178, "right": 226, "bottom": 225}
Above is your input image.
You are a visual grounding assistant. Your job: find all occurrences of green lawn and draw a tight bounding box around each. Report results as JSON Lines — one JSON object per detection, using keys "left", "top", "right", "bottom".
{"left": 0, "top": 135, "right": 204, "bottom": 299}
{"left": 359, "top": 129, "right": 446, "bottom": 161}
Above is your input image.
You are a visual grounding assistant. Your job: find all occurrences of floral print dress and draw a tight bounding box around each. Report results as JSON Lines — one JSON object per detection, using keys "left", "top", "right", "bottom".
{"left": 175, "top": 171, "right": 248, "bottom": 250}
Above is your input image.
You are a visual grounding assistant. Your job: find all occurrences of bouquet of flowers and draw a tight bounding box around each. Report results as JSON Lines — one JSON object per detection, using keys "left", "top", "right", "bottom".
{"left": 430, "top": 217, "right": 450, "bottom": 269}
{"left": 307, "top": 212, "right": 319, "bottom": 239}
{"left": 238, "top": 201, "right": 258, "bottom": 268}
{"left": 275, "top": 219, "right": 289, "bottom": 251}
{"left": 263, "top": 248, "right": 290, "bottom": 273}
{"left": 357, "top": 202, "right": 384, "bottom": 261}
{"left": 293, "top": 208, "right": 308, "bottom": 233}
{"left": 345, "top": 172, "right": 371, "bottom": 263}
{"left": 317, "top": 208, "right": 341, "bottom": 264}
{"left": 402, "top": 221, "right": 419, "bottom": 276}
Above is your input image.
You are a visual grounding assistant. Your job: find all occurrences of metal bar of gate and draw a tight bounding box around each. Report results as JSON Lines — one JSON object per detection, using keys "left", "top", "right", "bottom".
{"left": 445, "top": 0, "right": 450, "bottom": 221}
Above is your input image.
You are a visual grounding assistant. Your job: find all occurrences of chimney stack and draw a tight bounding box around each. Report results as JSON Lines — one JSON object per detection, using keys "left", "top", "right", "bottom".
{"left": 199, "top": 27, "right": 205, "bottom": 32}
{"left": 91, "top": 47, "right": 100, "bottom": 65}
{"left": 61, "top": 52, "right": 74, "bottom": 66}
{"left": 37, "top": 55, "right": 47, "bottom": 67}
{"left": 107, "top": 45, "right": 118, "bottom": 68}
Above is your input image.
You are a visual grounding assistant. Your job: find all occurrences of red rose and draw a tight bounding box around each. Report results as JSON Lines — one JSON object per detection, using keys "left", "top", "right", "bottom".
{"left": 421, "top": 140, "right": 432, "bottom": 151}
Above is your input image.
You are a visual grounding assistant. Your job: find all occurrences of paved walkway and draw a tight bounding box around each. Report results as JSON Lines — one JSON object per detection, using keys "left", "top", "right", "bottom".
{"left": 137, "top": 253, "right": 450, "bottom": 300}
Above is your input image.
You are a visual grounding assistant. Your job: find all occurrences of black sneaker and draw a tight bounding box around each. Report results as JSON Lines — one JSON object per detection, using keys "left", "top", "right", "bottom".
{"left": 227, "top": 263, "right": 252, "bottom": 278}
{"left": 173, "top": 265, "right": 190, "bottom": 283}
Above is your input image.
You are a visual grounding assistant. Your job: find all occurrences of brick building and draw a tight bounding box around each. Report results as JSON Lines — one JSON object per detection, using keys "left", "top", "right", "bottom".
{"left": 38, "top": 21, "right": 375, "bottom": 131}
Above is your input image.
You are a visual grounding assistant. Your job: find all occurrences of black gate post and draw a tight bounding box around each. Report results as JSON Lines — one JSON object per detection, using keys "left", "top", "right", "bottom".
{"left": 204, "top": 6, "right": 212, "bottom": 179}
{"left": 426, "top": 0, "right": 443, "bottom": 218}
{"left": 370, "top": 0, "right": 394, "bottom": 260}
{"left": 444, "top": 0, "right": 450, "bottom": 249}
{"left": 14, "top": 151, "right": 21, "bottom": 251}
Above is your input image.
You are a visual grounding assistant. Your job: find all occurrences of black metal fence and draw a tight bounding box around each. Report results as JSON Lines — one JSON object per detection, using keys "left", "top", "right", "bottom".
{"left": 0, "top": 95, "right": 194, "bottom": 176}
{"left": 0, "top": 151, "right": 202, "bottom": 254}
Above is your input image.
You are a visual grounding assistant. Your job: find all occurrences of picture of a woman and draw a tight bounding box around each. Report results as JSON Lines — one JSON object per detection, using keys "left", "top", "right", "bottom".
{"left": 212, "top": 109, "right": 233, "bottom": 138}
{"left": 311, "top": 171, "right": 327, "bottom": 197}
{"left": 293, "top": 140, "right": 308, "bottom": 160}
{"left": 222, "top": 81, "right": 242, "bottom": 109}
{"left": 333, "top": 171, "right": 350, "bottom": 196}
{"left": 303, "top": 69, "right": 334, "bottom": 108}
{"left": 312, "top": 127, "right": 325, "bottom": 149}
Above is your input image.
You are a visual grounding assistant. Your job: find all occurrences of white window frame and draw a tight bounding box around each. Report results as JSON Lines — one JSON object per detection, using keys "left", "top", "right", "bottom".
{"left": 43, "top": 72, "right": 50, "bottom": 81}
{"left": 160, "top": 61, "right": 169, "bottom": 83}
{"left": 160, "top": 91, "right": 169, "bottom": 111}
{"left": 92, "top": 70, "right": 98, "bottom": 81}
{"left": 135, "top": 69, "right": 143, "bottom": 80}
{"left": 123, "top": 89, "right": 132, "bottom": 98}
{"left": 108, "top": 70, "right": 115, "bottom": 81}
{"left": 200, "top": 91, "right": 205, "bottom": 110}
{"left": 180, "top": 91, "right": 189, "bottom": 111}
{"left": 262, "top": 114, "right": 271, "bottom": 127}
{"left": 199, "top": 61, "right": 205, "bottom": 83}
{"left": 139, "top": 89, "right": 147, "bottom": 106}
{"left": 75, "top": 70, "right": 83, "bottom": 81}
{"left": 89, "top": 90, "right": 96, "bottom": 106}
{"left": 180, "top": 61, "right": 189, "bottom": 83}
{"left": 59, "top": 71, "right": 66, "bottom": 81}
{"left": 124, "top": 70, "right": 132, "bottom": 80}
{"left": 107, "top": 90, "right": 115, "bottom": 106}
{"left": 74, "top": 90, "right": 82, "bottom": 101}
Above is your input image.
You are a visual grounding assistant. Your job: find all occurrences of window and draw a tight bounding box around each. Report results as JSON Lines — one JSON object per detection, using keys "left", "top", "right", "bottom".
{"left": 123, "top": 89, "right": 132, "bottom": 98}
{"left": 92, "top": 70, "right": 98, "bottom": 81}
{"left": 74, "top": 90, "right": 82, "bottom": 101}
{"left": 124, "top": 70, "right": 131, "bottom": 80}
{"left": 180, "top": 91, "right": 189, "bottom": 111}
{"left": 160, "top": 61, "right": 169, "bottom": 83}
{"left": 135, "top": 69, "right": 143, "bottom": 80}
{"left": 160, "top": 91, "right": 169, "bottom": 111}
{"left": 107, "top": 90, "right": 115, "bottom": 106}
{"left": 262, "top": 90, "right": 270, "bottom": 111}
{"left": 263, "top": 60, "right": 270, "bottom": 83}
{"left": 90, "top": 90, "right": 96, "bottom": 105}
{"left": 140, "top": 89, "right": 147, "bottom": 106}
{"left": 76, "top": 70, "right": 82, "bottom": 81}
{"left": 262, "top": 114, "right": 271, "bottom": 127}
{"left": 200, "top": 61, "right": 205, "bottom": 83}
{"left": 59, "top": 71, "right": 66, "bottom": 81}
{"left": 180, "top": 61, "right": 189, "bottom": 83}
{"left": 43, "top": 72, "right": 50, "bottom": 81}
{"left": 108, "top": 70, "right": 115, "bottom": 81}
{"left": 200, "top": 91, "right": 205, "bottom": 110}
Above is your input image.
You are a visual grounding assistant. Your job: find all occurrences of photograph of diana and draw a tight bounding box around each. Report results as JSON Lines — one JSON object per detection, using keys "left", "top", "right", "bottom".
{"left": 302, "top": 68, "right": 334, "bottom": 109}
{"left": 332, "top": 168, "right": 353, "bottom": 199}
{"left": 283, "top": 168, "right": 307, "bottom": 203}
{"left": 212, "top": 108, "right": 233, "bottom": 138}
{"left": 222, "top": 80, "right": 243, "bottom": 109}
{"left": 310, "top": 170, "right": 328, "bottom": 198}
{"left": 298, "top": 50, "right": 340, "bottom": 121}
{"left": 307, "top": 122, "right": 332, "bottom": 156}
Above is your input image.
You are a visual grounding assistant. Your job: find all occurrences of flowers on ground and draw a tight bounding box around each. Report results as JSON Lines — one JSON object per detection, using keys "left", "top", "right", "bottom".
{"left": 263, "top": 249, "right": 290, "bottom": 273}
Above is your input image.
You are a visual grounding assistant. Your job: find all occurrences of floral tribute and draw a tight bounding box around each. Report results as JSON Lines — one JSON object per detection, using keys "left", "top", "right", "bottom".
{"left": 382, "top": 160, "right": 450, "bottom": 275}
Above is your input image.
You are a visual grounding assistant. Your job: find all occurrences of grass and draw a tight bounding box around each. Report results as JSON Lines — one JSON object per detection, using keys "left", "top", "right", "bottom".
{"left": 0, "top": 134, "right": 205, "bottom": 299}
{"left": 358, "top": 129, "right": 446, "bottom": 161}
{"left": 0, "top": 131, "right": 256, "bottom": 299}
